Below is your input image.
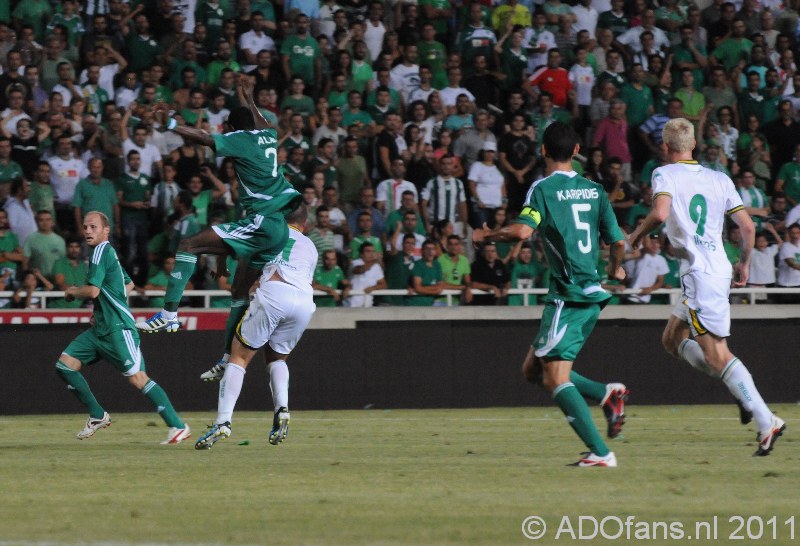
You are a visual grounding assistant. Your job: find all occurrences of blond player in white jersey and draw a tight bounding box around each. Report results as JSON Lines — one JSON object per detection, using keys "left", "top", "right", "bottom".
{"left": 195, "top": 206, "right": 318, "bottom": 449}
{"left": 629, "top": 118, "right": 786, "bottom": 457}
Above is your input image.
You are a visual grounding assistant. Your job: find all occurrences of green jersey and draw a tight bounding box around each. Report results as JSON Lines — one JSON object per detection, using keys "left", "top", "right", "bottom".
{"left": 50, "top": 257, "right": 88, "bottom": 308}
{"left": 313, "top": 264, "right": 345, "bottom": 307}
{"left": 408, "top": 259, "right": 443, "bottom": 306}
{"left": 515, "top": 171, "right": 624, "bottom": 303}
{"left": 212, "top": 128, "right": 301, "bottom": 217}
{"left": 73, "top": 178, "right": 118, "bottom": 230}
{"left": 0, "top": 231, "right": 20, "bottom": 272}
{"left": 170, "top": 213, "right": 201, "bottom": 255}
{"left": 778, "top": 162, "right": 800, "bottom": 204}
{"left": 117, "top": 172, "right": 151, "bottom": 222}
{"left": 87, "top": 241, "right": 134, "bottom": 336}
{"left": 349, "top": 235, "right": 382, "bottom": 259}
{"left": 280, "top": 35, "right": 320, "bottom": 83}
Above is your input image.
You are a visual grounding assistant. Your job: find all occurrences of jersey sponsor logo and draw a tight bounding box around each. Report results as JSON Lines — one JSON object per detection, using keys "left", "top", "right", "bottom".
{"left": 292, "top": 45, "right": 315, "bottom": 56}
{"left": 520, "top": 206, "right": 542, "bottom": 226}
{"left": 556, "top": 188, "right": 599, "bottom": 201}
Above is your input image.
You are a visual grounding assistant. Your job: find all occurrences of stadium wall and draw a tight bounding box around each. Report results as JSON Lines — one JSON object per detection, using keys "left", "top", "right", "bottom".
{"left": 2, "top": 315, "right": 798, "bottom": 415}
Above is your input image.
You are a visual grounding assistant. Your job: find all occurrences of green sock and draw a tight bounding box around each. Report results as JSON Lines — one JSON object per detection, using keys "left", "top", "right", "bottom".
{"left": 164, "top": 252, "right": 197, "bottom": 312}
{"left": 553, "top": 382, "right": 610, "bottom": 457}
{"left": 224, "top": 299, "right": 249, "bottom": 353}
{"left": 56, "top": 361, "right": 105, "bottom": 419}
{"left": 142, "top": 379, "right": 184, "bottom": 428}
{"left": 569, "top": 371, "right": 607, "bottom": 402}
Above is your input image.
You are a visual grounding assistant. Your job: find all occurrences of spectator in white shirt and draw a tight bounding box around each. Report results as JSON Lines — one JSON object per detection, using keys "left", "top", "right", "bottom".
{"left": 347, "top": 241, "right": 387, "bottom": 307}
{"left": 239, "top": 12, "right": 276, "bottom": 72}
{"left": 626, "top": 234, "right": 669, "bottom": 303}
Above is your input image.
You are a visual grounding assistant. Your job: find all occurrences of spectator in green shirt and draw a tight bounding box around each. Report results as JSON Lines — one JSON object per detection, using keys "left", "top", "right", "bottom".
{"left": 313, "top": 249, "right": 351, "bottom": 307}
{"left": 144, "top": 256, "right": 177, "bottom": 309}
{"left": 407, "top": 239, "right": 444, "bottom": 305}
{"left": 437, "top": 234, "right": 473, "bottom": 304}
{"left": 73, "top": 158, "right": 120, "bottom": 239}
{"left": 50, "top": 238, "right": 88, "bottom": 308}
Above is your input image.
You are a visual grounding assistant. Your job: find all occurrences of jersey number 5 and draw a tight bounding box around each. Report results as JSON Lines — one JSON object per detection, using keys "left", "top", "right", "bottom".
{"left": 571, "top": 203, "right": 592, "bottom": 254}
{"left": 689, "top": 194, "right": 707, "bottom": 236}
{"left": 264, "top": 148, "right": 279, "bottom": 177}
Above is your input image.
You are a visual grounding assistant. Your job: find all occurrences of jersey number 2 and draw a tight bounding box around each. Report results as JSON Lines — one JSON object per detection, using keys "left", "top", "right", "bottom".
{"left": 264, "top": 148, "right": 278, "bottom": 177}
{"left": 689, "top": 194, "right": 707, "bottom": 236}
{"left": 571, "top": 203, "right": 592, "bottom": 254}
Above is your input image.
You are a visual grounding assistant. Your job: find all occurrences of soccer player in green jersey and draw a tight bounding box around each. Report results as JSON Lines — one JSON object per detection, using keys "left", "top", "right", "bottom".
{"left": 136, "top": 77, "right": 301, "bottom": 336}
{"left": 473, "top": 122, "right": 629, "bottom": 467}
{"left": 56, "top": 212, "right": 190, "bottom": 444}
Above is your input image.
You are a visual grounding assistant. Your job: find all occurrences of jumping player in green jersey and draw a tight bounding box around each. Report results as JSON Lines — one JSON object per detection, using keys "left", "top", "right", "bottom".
{"left": 136, "top": 77, "right": 302, "bottom": 335}
{"left": 56, "top": 211, "right": 190, "bottom": 444}
{"left": 473, "top": 122, "right": 629, "bottom": 467}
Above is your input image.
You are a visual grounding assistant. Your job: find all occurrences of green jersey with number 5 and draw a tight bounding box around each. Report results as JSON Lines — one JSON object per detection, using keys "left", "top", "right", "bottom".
{"left": 515, "top": 171, "right": 624, "bottom": 303}
{"left": 212, "top": 129, "right": 301, "bottom": 217}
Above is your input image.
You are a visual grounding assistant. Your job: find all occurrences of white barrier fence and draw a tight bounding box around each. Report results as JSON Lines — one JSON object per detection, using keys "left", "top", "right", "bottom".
{"left": 1, "top": 287, "right": 798, "bottom": 308}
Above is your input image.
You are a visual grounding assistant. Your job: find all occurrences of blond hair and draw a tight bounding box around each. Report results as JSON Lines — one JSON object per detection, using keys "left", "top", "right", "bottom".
{"left": 661, "top": 118, "right": 696, "bottom": 153}
{"left": 84, "top": 211, "right": 110, "bottom": 228}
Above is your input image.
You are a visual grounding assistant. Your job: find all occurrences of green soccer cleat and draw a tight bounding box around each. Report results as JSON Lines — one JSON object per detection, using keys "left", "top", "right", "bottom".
{"left": 269, "top": 408, "right": 290, "bottom": 445}
{"left": 195, "top": 422, "right": 231, "bottom": 450}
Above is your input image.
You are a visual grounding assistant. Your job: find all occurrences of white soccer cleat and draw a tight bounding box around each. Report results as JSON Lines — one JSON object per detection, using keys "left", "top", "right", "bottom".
{"left": 136, "top": 312, "right": 180, "bottom": 334}
{"left": 77, "top": 412, "right": 112, "bottom": 439}
{"left": 269, "top": 408, "right": 290, "bottom": 445}
{"left": 754, "top": 416, "right": 786, "bottom": 457}
{"left": 194, "top": 422, "right": 231, "bottom": 449}
{"left": 571, "top": 451, "right": 618, "bottom": 467}
{"left": 200, "top": 361, "right": 226, "bottom": 382}
{"left": 161, "top": 425, "right": 191, "bottom": 445}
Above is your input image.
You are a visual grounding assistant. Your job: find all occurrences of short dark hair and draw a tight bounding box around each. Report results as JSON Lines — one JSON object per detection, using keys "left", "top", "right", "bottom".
{"left": 227, "top": 106, "right": 255, "bottom": 131}
{"left": 542, "top": 122, "right": 578, "bottom": 162}
{"left": 176, "top": 191, "right": 194, "bottom": 211}
{"left": 359, "top": 241, "right": 374, "bottom": 254}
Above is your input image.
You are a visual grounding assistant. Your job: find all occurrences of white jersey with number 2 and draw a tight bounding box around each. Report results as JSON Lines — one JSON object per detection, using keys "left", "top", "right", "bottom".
{"left": 652, "top": 161, "right": 744, "bottom": 278}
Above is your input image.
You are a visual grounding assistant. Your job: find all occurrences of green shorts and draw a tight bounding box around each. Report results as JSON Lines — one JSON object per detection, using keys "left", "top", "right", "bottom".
{"left": 64, "top": 328, "right": 145, "bottom": 376}
{"left": 533, "top": 299, "right": 602, "bottom": 362}
{"left": 211, "top": 213, "right": 289, "bottom": 269}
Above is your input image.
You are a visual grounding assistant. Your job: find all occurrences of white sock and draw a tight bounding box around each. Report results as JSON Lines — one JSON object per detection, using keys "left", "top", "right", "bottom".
{"left": 268, "top": 360, "right": 289, "bottom": 412}
{"left": 216, "top": 363, "right": 246, "bottom": 424}
{"left": 678, "top": 339, "right": 717, "bottom": 377}
{"left": 160, "top": 309, "right": 177, "bottom": 320}
{"left": 721, "top": 358, "right": 772, "bottom": 431}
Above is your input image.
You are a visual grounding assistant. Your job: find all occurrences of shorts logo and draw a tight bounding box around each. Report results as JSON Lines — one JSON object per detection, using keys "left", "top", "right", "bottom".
{"left": 170, "top": 272, "right": 182, "bottom": 279}
{"left": 124, "top": 360, "right": 132, "bottom": 367}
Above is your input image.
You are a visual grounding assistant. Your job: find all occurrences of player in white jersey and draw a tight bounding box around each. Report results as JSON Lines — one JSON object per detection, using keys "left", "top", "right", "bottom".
{"left": 630, "top": 118, "right": 786, "bottom": 457}
{"left": 195, "top": 206, "right": 318, "bottom": 449}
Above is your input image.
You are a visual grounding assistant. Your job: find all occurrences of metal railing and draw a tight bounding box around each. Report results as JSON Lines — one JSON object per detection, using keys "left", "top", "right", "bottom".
{"left": 1, "top": 287, "right": 799, "bottom": 308}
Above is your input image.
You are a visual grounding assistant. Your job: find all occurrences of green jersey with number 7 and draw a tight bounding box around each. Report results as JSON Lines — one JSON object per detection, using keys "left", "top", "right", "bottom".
{"left": 515, "top": 170, "right": 625, "bottom": 303}
{"left": 212, "top": 128, "right": 301, "bottom": 217}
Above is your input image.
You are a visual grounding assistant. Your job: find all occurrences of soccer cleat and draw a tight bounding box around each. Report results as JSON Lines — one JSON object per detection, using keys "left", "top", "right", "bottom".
{"left": 570, "top": 451, "right": 618, "bottom": 467}
{"left": 161, "top": 425, "right": 191, "bottom": 445}
{"left": 754, "top": 415, "right": 786, "bottom": 457}
{"left": 736, "top": 400, "right": 753, "bottom": 425}
{"left": 136, "top": 312, "right": 180, "bottom": 334}
{"left": 601, "top": 383, "right": 629, "bottom": 439}
{"left": 194, "top": 422, "right": 231, "bottom": 450}
{"left": 76, "top": 412, "right": 111, "bottom": 439}
{"left": 200, "top": 360, "right": 226, "bottom": 382}
{"left": 269, "top": 408, "right": 290, "bottom": 445}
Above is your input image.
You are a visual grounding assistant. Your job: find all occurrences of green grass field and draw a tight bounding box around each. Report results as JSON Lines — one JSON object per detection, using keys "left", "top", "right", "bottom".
{"left": 1, "top": 405, "right": 798, "bottom": 545}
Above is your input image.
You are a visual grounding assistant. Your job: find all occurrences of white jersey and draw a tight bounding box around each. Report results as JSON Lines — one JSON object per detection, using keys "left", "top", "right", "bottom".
{"left": 652, "top": 161, "right": 744, "bottom": 278}
{"left": 261, "top": 227, "right": 318, "bottom": 295}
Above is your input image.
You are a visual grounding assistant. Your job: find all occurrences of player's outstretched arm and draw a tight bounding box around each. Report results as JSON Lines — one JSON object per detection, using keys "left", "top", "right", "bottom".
{"left": 472, "top": 222, "right": 534, "bottom": 246}
{"left": 172, "top": 125, "right": 215, "bottom": 149}
{"left": 239, "top": 75, "right": 272, "bottom": 130}
{"left": 629, "top": 194, "right": 671, "bottom": 249}
{"left": 607, "top": 240, "right": 627, "bottom": 282}
{"left": 729, "top": 209, "right": 755, "bottom": 287}
{"left": 65, "top": 284, "right": 101, "bottom": 302}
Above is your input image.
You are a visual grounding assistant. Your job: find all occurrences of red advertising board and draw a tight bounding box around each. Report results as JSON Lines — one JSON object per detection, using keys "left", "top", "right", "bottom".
{"left": 0, "top": 311, "right": 230, "bottom": 330}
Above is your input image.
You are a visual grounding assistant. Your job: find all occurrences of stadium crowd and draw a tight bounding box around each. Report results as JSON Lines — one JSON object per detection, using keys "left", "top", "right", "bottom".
{"left": 1, "top": 0, "right": 800, "bottom": 309}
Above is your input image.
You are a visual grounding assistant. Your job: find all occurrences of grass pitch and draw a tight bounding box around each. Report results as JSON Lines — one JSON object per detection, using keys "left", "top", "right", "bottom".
{"left": 1, "top": 405, "right": 798, "bottom": 545}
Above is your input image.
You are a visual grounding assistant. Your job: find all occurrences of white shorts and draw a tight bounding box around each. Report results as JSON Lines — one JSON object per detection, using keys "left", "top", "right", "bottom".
{"left": 236, "top": 281, "right": 316, "bottom": 354}
{"left": 672, "top": 271, "right": 731, "bottom": 338}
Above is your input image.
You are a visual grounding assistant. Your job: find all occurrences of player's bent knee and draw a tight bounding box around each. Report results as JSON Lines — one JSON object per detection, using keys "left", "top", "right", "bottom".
{"left": 58, "top": 354, "right": 82, "bottom": 371}
{"left": 128, "top": 371, "right": 150, "bottom": 389}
